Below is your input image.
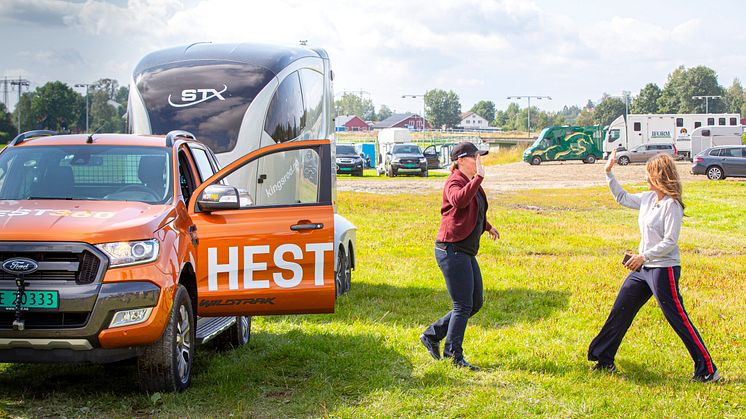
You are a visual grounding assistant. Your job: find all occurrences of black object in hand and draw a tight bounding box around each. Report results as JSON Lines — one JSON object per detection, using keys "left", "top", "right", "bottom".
{"left": 622, "top": 252, "right": 642, "bottom": 272}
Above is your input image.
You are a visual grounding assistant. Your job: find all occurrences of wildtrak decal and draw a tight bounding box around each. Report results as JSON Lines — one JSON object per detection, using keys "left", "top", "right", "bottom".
{"left": 0, "top": 209, "right": 116, "bottom": 218}
{"left": 199, "top": 297, "right": 275, "bottom": 307}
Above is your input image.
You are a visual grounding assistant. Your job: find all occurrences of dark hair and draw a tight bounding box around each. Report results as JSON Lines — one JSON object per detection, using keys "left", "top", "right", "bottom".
{"left": 450, "top": 162, "right": 458, "bottom": 173}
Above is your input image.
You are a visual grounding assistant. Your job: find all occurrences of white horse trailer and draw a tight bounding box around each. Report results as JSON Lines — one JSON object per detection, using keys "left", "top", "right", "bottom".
{"left": 691, "top": 125, "right": 744, "bottom": 158}
{"left": 604, "top": 113, "right": 740, "bottom": 158}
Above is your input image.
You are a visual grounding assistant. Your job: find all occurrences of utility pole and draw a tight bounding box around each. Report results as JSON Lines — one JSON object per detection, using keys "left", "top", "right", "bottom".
{"left": 692, "top": 95, "right": 721, "bottom": 113}
{"left": 1, "top": 77, "right": 10, "bottom": 107}
{"left": 10, "top": 78, "right": 30, "bottom": 133}
{"left": 506, "top": 95, "right": 551, "bottom": 139}
{"left": 402, "top": 94, "right": 426, "bottom": 145}
{"left": 75, "top": 83, "right": 96, "bottom": 132}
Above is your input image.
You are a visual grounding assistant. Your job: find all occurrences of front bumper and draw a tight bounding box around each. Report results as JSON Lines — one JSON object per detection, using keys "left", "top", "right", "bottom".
{"left": 391, "top": 162, "right": 427, "bottom": 172}
{"left": 336, "top": 161, "right": 364, "bottom": 173}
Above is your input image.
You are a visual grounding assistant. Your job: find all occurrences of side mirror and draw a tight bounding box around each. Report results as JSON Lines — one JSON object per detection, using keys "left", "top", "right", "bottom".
{"left": 197, "top": 184, "right": 241, "bottom": 212}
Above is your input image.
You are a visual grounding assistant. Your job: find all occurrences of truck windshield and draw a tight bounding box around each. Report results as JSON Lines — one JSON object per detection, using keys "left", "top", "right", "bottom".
{"left": 608, "top": 129, "right": 620, "bottom": 141}
{"left": 392, "top": 145, "right": 421, "bottom": 154}
{"left": 0, "top": 146, "right": 172, "bottom": 204}
{"left": 336, "top": 145, "right": 357, "bottom": 155}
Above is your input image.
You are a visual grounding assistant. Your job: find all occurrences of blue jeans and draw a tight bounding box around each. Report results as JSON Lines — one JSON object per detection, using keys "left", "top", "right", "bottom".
{"left": 423, "top": 244, "right": 483, "bottom": 359}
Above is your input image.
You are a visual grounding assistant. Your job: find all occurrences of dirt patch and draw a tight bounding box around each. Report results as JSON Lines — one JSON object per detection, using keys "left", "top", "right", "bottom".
{"left": 337, "top": 161, "right": 705, "bottom": 195}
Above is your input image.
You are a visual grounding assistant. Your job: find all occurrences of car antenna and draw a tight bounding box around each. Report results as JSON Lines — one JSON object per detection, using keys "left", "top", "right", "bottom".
{"left": 87, "top": 125, "right": 104, "bottom": 143}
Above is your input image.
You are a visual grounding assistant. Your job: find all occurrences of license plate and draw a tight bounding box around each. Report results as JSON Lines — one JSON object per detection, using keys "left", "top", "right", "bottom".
{"left": 339, "top": 167, "right": 351, "bottom": 171}
{"left": 0, "top": 290, "right": 59, "bottom": 310}
{"left": 404, "top": 164, "right": 417, "bottom": 168}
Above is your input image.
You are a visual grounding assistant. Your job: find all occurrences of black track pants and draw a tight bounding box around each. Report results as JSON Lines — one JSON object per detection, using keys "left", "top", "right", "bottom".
{"left": 588, "top": 266, "right": 716, "bottom": 376}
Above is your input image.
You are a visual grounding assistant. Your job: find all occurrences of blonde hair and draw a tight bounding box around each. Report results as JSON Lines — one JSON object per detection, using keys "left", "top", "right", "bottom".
{"left": 646, "top": 154, "right": 684, "bottom": 210}
{"left": 450, "top": 162, "right": 458, "bottom": 173}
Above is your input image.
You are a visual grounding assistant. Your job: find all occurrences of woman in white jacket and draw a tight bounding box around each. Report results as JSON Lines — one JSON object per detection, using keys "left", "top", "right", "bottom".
{"left": 587, "top": 150, "right": 719, "bottom": 382}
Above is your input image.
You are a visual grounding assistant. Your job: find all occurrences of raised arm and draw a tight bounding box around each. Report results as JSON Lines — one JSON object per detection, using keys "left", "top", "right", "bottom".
{"left": 605, "top": 149, "right": 642, "bottom": 209}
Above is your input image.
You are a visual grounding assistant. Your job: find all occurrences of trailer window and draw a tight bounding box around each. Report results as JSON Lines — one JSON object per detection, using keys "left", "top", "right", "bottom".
{"left": 694, "top": 121, "right": 701, "bottom": 129}
{"left": 265, "top": 72, "right": 304, "bottom": 143}
{"left": 707, "top": 118, "right": 715, "bottom": 125}
{"left": 676, "top": 118, "right": 683, "bottom": 127}
{"left": 299, "top": 69, "right": 325, "bottom": 140}
{"left": 718, "top": 118, "right": 726, "bottom": 126}
{"left": 730, "top": 117, "right": 738, "bottom": 126}
{"left": 633, "top": 122, "right": 641, "bottom": 131}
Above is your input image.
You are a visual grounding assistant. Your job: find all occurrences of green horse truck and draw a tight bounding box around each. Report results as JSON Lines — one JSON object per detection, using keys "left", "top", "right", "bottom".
{"left": 523, "top": 125, "right": 605, "bottom": 165}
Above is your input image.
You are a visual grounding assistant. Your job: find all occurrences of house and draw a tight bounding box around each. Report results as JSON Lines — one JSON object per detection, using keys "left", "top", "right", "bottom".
{"left": 372, "top": 113, "right": 431, "bottom": 130}
{"left": 335, "top": 115, "right": 370, "bottom": 132}
{"left": 459, "top": 111, "right": 489, "bottom": 130}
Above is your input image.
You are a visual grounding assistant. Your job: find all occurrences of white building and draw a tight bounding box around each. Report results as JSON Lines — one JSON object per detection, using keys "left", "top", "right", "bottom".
{"left": 459, "top": 111, "right": 489, "bottom": 129}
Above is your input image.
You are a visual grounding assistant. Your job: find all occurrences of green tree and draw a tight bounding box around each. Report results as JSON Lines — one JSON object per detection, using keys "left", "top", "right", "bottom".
{"left": 29, "top": 82, "right": 83, "bottom": 132}
{"left": 93, "top": 78, "right": 119, "bottom": 100}
{"left": 12, "top": 92, "right": 36, "bottom": 133}
{"left": 0, "top": 103, "right": 17, "bottom": 143}
{"left": 334, "top": 93, "right": 375, "bottom": 120}
{"left": 724, "top": 78, "right": 744, "bottom": 116}
{"left": 630, "top": 83, "right": 661, "bottom": 113}
{"left": 557, "top": 105, "right": 581, "bottom": 125}
{"left": 593, "top": 95, "right": 626, "bottom": 126}
{"left": 576, "top": 108, "right": 595, "bottom": 126}
{"left": 469, "top": 100, "right": 495, "bottom": 124}
{"left": 376, "top": 104, "right": 392, "bottom": 121}
{"left": 657, "top": 66, "right": 724, "bottom": 113}
{"left": 90, "top": 89, "right": 124, "bottom": 132}
{"left": 424, "top": 89, "right": 461, "bottom": 129}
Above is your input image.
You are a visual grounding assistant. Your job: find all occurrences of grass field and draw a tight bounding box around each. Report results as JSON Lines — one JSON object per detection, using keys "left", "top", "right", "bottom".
{"left": 1, "top": 180, "right": 745, "bottom": 417}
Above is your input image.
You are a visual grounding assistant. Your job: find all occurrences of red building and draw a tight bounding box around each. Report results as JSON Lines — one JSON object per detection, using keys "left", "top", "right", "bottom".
{"left": 335, "top": 115, "right": 370, "bottom": 131}
{"left": 372, "top": 113, "right": 431, "bottom": 130}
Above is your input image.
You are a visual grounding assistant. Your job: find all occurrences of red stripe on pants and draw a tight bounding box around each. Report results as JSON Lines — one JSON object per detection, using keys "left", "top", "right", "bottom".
{"left": 667, "top": 266, "right": 714, "bottom": 375}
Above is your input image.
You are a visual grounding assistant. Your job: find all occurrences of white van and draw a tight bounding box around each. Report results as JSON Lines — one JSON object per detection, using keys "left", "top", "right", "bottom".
{"left": 691, "top": 125, "right": 744, "bottom": 158}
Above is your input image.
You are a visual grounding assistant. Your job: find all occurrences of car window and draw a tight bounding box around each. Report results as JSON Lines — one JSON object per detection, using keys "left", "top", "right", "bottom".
{"left": 727, "top": 148, "right": 744, "bottom": 158}
{"left": 392, "top": 145, "right": 422, "bottom": 154}
{"left": 634, "top": 145, "right": 645, "bottom": 152}
{"left": 709, "top": 148, "right": 721, "bottom": 157}
{"left": 264, "top": 71, "right": 304, "bottom": 143}
{"left": 336, "top": 145, "right": 356, "bottom": 155}
{"left": 190, "top": 147, "right": 216, "bottom": 181}
{"left": 299, "top": 69, "right": 325, "bottom": 140}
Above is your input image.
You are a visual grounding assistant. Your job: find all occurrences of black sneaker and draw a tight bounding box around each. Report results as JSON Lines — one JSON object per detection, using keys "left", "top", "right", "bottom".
{"left": 692, "top": 370, "right": 721, "bottom": 383}
{"left": 419, "top": 334, "right": 440, "bottom": 360}
{"left": 591, "top": 362, "right": 617, "bottom": 373}
{"left": 452, "top": 357, "right": 480, "bottom": 371}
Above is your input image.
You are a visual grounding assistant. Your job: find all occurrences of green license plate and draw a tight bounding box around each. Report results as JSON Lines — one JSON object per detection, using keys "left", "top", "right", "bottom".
{"left": 404, "top": 164, "right": 417, "bottom": 168}
{"left": 339, "top": 167, "right": 351, "bottom": 171}
{"left": 0, "top": 290, "right": 59, "bottom": 310}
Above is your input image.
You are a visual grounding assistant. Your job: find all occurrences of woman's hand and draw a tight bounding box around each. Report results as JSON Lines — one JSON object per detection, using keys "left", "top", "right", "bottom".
{"left": 624, "top": 253, "right": 645, "bottom": 271}
{"left": 487, "top": 227, "right": 500, "bottom": 241}
{"left": 476, "top": 154, "right": 486, "bottom": 178}
{"left": 605, "top": 149, "right": 617, "bottom": 173}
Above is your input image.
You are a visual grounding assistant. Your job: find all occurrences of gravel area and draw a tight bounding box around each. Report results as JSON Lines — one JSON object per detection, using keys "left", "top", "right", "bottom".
{"left": 337, "top": 161, "right": 704, "bottom": 195}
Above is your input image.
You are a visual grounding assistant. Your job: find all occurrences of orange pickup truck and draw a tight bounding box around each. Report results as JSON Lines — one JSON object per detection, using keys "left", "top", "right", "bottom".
{"left": 0, "top": 129, "right": 354, "bottom": 391}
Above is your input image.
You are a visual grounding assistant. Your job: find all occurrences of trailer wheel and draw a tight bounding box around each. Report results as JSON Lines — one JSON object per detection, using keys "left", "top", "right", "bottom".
{"left": 212, "top": 316, "right": 251, "bottom": 350}
{"left": 138, "top": 285, "right": 194, "bottom": 392}
{"left": 530, "top": 156, "right": 541, "bottom": 166}
{"left": 618, "top": 156, "right": 630, "bottom": 166}
{"left": 335, "top": 247, "right": 351, "bottom": 296}
{"left": 706, "top": 166, "right": 725, "bottom": 180}
{"left": 584, "top": 155, "right": 597, "bottom": 164}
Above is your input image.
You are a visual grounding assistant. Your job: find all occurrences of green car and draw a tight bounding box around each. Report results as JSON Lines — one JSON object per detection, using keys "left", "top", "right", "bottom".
{"left": 523, "top": 125, "right": 605, "bottom": 165}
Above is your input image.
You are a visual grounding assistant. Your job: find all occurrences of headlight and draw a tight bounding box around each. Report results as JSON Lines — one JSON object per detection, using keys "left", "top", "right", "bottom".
{"left": 392, "top": 158, "right": 401, "bottom": 163}
{"left": 419, "top": 157, "right": 427, "bottom": 163}
{"left": 96, "top": 239, "right": 159, "bottom": 268}
{"left": 335, "top": 158, "right": 342, "bottom": 163}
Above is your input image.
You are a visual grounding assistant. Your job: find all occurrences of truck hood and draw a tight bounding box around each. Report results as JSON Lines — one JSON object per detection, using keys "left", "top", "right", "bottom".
{"left": 0, "top": 200, "right": 174, "bottom": 244}
{"left": 393, "top": 153, "right": 424, "bottom": 158}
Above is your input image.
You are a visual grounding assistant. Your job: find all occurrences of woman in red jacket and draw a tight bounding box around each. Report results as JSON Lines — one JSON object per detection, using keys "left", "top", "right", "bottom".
{"left": 420, "top": 142, "right": 500, "bottom": 371}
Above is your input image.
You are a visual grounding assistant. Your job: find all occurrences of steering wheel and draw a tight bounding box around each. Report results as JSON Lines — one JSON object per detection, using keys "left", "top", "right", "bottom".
{"left": 107, "top": 184, "right": 161, "bottom": 201}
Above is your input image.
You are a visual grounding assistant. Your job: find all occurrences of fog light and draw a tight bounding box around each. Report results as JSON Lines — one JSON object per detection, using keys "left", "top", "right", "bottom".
{"left": 109, "top": 307, "right": 153, "bottom": 328}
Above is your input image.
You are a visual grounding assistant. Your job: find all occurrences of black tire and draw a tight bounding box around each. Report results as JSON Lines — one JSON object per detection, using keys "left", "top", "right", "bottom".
{"left": 706, "top": 166, "right": 725, "bottom": 180}
{"left": 618, "top": 156, "right": 630, "bottom": 166}
{"left": 392, "top": 169, "right": 398, "bottom": 177}
{"left": 335, "top": 247, "right": 351, "bottom": 296}
{"left": 353, "top": 169, "right": 364, "bottom": 177}
{"left": 530, "top": 156, "right": 541, "bottom": 166}
{"left": 212, "top": 316, "right": 252, "bottom": 350}
{"left": 420, "top": 170, "right": 428, "bottom": 177}
{"left": 138, "top": 285, "right": 194, "bottom": 392}
{"left": 584, "top": 155, "right": 597, "bottom": 164}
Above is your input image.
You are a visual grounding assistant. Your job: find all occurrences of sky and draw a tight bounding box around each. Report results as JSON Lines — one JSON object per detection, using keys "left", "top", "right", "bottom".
{"left": 1, "top": 0, "right": 745, "bottom": 115}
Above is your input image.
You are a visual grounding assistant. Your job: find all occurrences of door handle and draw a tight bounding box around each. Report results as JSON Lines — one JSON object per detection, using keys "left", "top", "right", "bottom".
{"left": 290, "top": 223, "right": 323, "bottom": 231}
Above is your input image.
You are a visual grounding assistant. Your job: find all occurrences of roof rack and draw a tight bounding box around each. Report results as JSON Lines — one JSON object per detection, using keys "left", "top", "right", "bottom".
{"left": 8, "top": 130, "right": 58, "bottom": 146}
{"left": 165, "top": 130, "right": 196, "bottom": 147}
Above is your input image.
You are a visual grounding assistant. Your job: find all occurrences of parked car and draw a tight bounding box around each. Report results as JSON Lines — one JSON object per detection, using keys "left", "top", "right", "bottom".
{"left": 615, "top": 143, "right": 676, "bottom": 165}
{"left": 335, "top": 143, "right": 365, "bottom": 176}
{"left": 384, "top": 143, "right": 428, "bottom": 177}
{"left": 691, "top": 145, "right": 746, "bottom": 180}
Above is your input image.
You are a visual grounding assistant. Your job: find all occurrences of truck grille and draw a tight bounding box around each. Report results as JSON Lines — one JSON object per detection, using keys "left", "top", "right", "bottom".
{"left": 0, "top": 243, "right": 107, "bottom": 285}
{"left": 0, "top": 312, "right": 89, "bottom": 329}
{"left": 400, "top": 158, "right": 419, "bottom": 165}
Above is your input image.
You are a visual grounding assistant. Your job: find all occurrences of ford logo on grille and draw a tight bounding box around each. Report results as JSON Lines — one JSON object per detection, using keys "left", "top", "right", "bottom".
{"left": 1, "top": 258, "right": 39, "bottom": 275}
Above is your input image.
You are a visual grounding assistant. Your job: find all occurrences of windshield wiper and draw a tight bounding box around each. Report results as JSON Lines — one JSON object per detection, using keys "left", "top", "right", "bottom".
{"left": 27, "top": 196, "right": 74, "bottom": 200}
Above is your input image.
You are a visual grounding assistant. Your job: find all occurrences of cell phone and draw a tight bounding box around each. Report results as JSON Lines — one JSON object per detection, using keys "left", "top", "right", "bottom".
{"left": 622, "top": 252, "right": 641, "bottom": 272}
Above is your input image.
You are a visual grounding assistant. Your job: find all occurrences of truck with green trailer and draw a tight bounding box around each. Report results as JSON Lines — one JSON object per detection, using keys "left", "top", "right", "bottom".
{"left": 522, "top": 125, "right": 605, "bottom": 165}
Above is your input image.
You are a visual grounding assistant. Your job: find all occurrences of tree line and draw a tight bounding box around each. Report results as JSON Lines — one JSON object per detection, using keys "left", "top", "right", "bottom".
{"left": 334, "top": 65, "right": 746, "bottom": 132}
{"left": 0, "top": 78, "right": 128, "bottom": 143}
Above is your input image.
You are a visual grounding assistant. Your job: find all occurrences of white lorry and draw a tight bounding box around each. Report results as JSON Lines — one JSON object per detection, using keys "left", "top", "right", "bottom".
{"left": 604, "top": 113, "right": 741, "bottom": 159}
{"left": 690, "top": 125, "right": 744, "bottom": 157}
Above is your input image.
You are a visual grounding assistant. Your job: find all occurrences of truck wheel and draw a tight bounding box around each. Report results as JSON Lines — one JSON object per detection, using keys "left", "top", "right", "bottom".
{"left": 138, "top": 285, "right": 194, "bottom": 392}
{"left": 392, "top": 169, "right": 398, "bottom": 177}
{"left": 335, "top": 247, "right": 351, "bottom": 296}
{"left": 584, "top": 155, "right": 597, "bottom": 164}
{"left": 385, "top": 167, "right": 392, "bottom": 177}
{"left": 618, "top": 156, "right": 630, "bottom": 166}
{"left": 420, "top": 170, "right": 428, "bottom": 177}
{"left": 212, "top": 316, "right": 252, "bottom": 350}
{"left": 530, "top": 156, "right": 541, "bottom": 166}
{"left": 706, "top": 166, "right": 725, "bottom": 180}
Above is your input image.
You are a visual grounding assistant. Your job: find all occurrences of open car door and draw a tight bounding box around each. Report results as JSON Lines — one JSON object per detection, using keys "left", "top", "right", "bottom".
{"left": 189, "top": 140, "right": 335, "bottom": 316}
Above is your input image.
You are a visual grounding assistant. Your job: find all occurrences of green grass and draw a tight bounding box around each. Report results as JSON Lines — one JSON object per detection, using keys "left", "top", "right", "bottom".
{"left": 2, "top": 180, "right": 745, "bottom": 417}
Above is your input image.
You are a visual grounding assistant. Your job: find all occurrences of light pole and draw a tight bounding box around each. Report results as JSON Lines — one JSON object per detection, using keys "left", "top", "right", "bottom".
{"left": 402, "top": 94, "right": 426, "bottom": 145}
{"left": 10, "top": 77, "right": 30, "bottom": 133}
{"left": 506, "top": 95, "right": 551, "bottom": 139}
{"left": 692, "top": 95, "right": 721, "bottom": 114}
{"left": 75, "top": 83, "right": 96, "bottom": 132}
{"left": 610, "top": 92, "right": 631, "bottom": 147}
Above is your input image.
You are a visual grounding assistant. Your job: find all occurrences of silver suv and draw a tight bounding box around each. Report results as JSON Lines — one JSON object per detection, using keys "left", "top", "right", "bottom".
{"left": 615, "top": 143, "right": 676, "bottom": 165}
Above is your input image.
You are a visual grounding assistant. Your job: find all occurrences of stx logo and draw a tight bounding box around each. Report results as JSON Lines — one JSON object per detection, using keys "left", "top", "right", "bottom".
{"left": 168, "top": 85, "right": 228, "bottom": 108}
